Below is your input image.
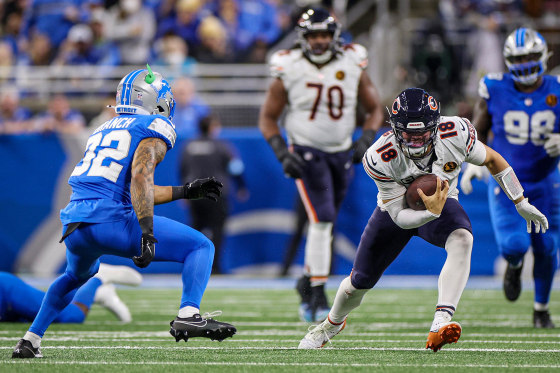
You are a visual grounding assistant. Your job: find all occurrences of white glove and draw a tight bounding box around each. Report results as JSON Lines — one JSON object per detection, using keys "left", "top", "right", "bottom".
{"left": 515, "top": 198, "right": 549, "bottom": 234}
{"left": 460, "top": 164, "right": 488, "bottom": 195}
{"left": 544, "top": 133, "right": 560, "bottom": 157}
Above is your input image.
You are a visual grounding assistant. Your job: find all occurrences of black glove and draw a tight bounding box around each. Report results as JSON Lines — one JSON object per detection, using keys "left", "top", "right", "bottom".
{"left": 267, "top": 134, "right": 305, "bottom": 179}
{"left": 351, "top": 129, "right": 376, "bottom": 164}
{"left": 185, "top": 177, "right": 223, "bottom": 201}
{"left": 133, "top": 233, "right": 157, "bottom": 268}
{"left": 280, "top": 152, "right": 305, "bottom": 179}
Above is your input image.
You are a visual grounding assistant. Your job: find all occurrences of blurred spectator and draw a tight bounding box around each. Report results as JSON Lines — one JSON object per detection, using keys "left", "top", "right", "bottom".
{"left": 1, "top": 6, "right": 24, "bottom": 57}
{"left": 193, "top": 16, "right": 232, "bottom": 63}
{"left": 54, "top": 24, "right": 119, "bottom": 66}
{"left": 172, "top": 77, "right": 210, "bottom": 138}
{"left": 88, "top": 96, "right": 118, "bottom": 129}
{"left": 17, "top": 32, "right": 53, "bottom": 66}
{"left": 34, "top": 94, "right": 85, "bottom": 134}
{"left": 179, "top": 115, "right": 249, "bottom": 274}
{"left": 153, "top": 34, "right": 196, "bottom": 75}
{"left": 157, "top": 0, "right": 204, "bottom": 50}
{"left": 20, "top": 0, "right": 84, "bottom": 49}
{"left": 104, "top": 0, "right": 156, "bottom": 66}
{"left": 0, "top": 41, "right": 15, "bottom": 86}
{"left": 0, "top": 87, "right": 32, "bottom": 134}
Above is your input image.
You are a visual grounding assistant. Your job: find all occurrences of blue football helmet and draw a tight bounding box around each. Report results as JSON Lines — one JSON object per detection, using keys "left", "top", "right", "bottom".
{"left": 297, "top": 7, "right": 341, "bottom": 65}
{"left": 115, "top": 65, "right": 176, "bottom": 120}
{"left": 389, "top": 88, "right": 440, "bottom": 159}
{"left": 503, "top": 28, "right": 551, "bottom": 85}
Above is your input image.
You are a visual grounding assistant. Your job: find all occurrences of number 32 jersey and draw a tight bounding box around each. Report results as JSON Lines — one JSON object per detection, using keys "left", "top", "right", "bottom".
{"left": 60, "top": 114, "right": 177, "bottom": 225}
{"left": 362, "top": 116, "right": 478, "bottom": 206}
{"left": 269, "top": 45, "right": 368, "bottom": 153}
{"left": 479, "top": 73, "right": 560, "bottom": 182}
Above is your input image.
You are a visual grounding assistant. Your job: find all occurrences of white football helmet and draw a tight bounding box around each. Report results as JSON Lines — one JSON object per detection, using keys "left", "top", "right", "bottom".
{"left": 115, "top": 65, "right": 176, "bottom": 120}
{"left": 503, "top": 27, "right": 551, "bottom": 85}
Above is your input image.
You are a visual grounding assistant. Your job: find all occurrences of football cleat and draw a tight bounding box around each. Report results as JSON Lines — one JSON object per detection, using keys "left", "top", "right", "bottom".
{"left": 12, "top": 339, "right": 42, "bottom": 359}
{"left": 94, "top": 284, "right": 132, "bottom": 323}
{"left": 96, "top": 264, "right": 143, "bottom": 287}
{"left": 298, "top": 317, "right": 346, "bottom": 349}
{"left": 503, "top": 261, "right": 523, "bottom": 302}
{"left": 426, "top": 321, "right": 461, "bottom": 352}
{"left": 169, "top": 311, "right": 236, "bottom": 342}
{"left": 533, "top": 310, "right": 555, "bottom": 329}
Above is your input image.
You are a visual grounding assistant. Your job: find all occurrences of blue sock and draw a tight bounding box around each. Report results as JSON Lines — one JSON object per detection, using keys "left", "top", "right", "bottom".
{"left": 180, "top": 241, "right": 213, "bottom": 309}
{"left": 29, "top": 272, "right": 86, "bottom": 337}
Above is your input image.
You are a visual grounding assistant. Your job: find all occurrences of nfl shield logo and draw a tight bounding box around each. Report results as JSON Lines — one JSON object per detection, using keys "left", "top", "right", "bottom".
{"left": 137, "top": 92, "right": 143, "bottom": 100}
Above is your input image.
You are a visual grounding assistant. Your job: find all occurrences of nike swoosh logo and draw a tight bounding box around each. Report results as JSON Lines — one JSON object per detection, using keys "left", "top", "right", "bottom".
{"left": 174, "top": 320, "right": 208, "bottom": 327}
{"left": 371, "top": 160, "right": 377, "bottom": 165}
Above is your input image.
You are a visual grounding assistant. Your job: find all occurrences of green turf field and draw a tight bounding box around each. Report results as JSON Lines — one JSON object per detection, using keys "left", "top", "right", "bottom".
{"left": 1, "top": 285, "right": 559, "bottom": 372}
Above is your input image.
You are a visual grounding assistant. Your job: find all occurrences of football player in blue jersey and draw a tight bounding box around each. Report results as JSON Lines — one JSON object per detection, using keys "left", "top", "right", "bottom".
{"left": 12, "top": 66, "right": 236, "bottom": 359}
{"left": 461, "top": 28, "right": 559, "bottom": 328}
{"left": 1, "top": 264, "right": 141, "bottom": 325}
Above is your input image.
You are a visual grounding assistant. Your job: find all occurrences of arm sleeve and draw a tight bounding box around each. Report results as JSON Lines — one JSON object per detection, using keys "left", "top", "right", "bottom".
{"left": 382, "top": 195, "right": 441, "bottom": 229}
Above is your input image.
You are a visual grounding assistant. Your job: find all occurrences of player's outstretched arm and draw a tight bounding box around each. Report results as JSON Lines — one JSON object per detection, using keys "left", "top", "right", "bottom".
{"left": 131, "top": 137, "right": 167, "bottom": 268}
{"left": 481, "top": 144, "right": 548, "bottom": 233}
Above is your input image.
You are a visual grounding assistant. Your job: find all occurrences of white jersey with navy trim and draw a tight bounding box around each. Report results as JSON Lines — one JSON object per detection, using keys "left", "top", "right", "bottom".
{"left": 269, "top": 44, "right": 368, "bottom": 152}
{"left": 362, "top": 116, "right": 478, "bottom": 206}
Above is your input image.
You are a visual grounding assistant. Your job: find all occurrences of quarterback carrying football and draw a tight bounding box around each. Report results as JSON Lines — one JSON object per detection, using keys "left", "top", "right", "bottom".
{"left": 299, "top": 87, "right": 548, "bottom": 351}
{"left": 259, "top": 7, "right": 383, "bottom": 322}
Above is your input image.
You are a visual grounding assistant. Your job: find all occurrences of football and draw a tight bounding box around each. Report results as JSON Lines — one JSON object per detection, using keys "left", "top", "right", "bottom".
{"left": 405, "top": 174, "right": 439, "bottom": 211}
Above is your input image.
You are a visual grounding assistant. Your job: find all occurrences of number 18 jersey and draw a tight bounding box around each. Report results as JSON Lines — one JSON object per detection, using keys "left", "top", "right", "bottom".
{"left": 479, "top": 73, "right": 560, "bottom": 182}
{"left": 269, "top": 45, "right": 368, "bottom": 153}
{"left": 60, "top": 114, "right": 176, "bottom": 224}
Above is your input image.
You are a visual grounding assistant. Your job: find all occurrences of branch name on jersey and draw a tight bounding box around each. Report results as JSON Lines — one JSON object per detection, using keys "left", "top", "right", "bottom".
{"left": 269, "top": 44, "right": 368, "bottom": 152}
{"left": 479, "top": 73, "right": 560, "bottom": 182}
{"left": 61, "top": 114, "right": 176, "bottom": 224}
{"left": 362, "top": 116, "right": 477, "bottom": 206}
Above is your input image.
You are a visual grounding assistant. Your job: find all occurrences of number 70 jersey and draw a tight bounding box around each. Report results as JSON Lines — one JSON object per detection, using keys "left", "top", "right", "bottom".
{"left": 269, "top": 44, "right": 368, "bottom": 153}
{"left": 68, "top": 114, "right": 176, "bottom": 206}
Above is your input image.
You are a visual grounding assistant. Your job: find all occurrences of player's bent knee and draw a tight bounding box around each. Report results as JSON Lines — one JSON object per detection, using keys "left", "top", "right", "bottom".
{"left": 501, "top": 234, "right": 530, "bottom": 258}
{"left": 350, "top": 270, "right": 378, "bottom": 290}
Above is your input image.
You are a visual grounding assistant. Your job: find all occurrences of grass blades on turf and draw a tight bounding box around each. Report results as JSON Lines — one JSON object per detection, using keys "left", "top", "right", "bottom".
{"left": 1, "top": 286, "right": 559, "bottom": 372}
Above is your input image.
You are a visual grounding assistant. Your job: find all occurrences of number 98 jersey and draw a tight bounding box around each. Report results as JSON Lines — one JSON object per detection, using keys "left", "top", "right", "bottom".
{"left": 61, "top": 114, "right": 176, "bottom": 225}
{"left": 269, "top": 44, "right": 368, "bottom": 153}
{"left": 479, "top": 73, "right": 560, "bottom": 182}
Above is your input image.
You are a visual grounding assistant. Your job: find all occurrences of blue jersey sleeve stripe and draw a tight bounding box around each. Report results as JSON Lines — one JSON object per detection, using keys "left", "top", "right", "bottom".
{"left": 148, "top": 118, "right": 177, "bottom": 148}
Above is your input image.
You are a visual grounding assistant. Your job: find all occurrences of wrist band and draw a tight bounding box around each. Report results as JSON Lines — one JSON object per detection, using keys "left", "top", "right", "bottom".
{"left": 493, "top": 166, "right": 524, "bottom": 201}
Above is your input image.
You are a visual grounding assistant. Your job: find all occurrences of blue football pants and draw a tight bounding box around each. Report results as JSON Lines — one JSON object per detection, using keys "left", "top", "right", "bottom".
{"left": 29, "top": 212, "right": 213, "bottom": 337}
{"left": 0, "top": 272, "right": 101, "bottom": 323}
{"left": 488, "top": 170, "right": 560, "bottom": 304}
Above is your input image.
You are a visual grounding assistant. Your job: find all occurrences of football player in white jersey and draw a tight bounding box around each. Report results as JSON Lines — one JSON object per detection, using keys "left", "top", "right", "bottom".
{"left": 259, "top": 7, "right": 383, "bottom": 322}
{"left": 298, "top": 88, "right": 548, "bottom": 351}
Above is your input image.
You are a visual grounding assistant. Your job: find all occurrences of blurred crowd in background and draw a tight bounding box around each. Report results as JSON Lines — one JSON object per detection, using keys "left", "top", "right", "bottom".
{"left": 0, "top": 0, "right": 559, "bottom": 135}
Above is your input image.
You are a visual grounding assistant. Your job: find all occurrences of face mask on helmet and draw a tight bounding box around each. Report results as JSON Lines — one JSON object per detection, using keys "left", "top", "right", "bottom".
{"left": 389, "top": 88, "right": 440, "bottom": 160}
{"left": 503, "top": 28, "right": 551, "bottom": 85}
{"left": 115, "top": 65, "right": 176, "bottom": 120}
{"left": 297, "top": 7, "right": 341, "bottom": 65}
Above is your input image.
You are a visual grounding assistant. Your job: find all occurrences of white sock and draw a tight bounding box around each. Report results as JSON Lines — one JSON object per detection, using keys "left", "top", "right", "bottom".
{"left": 329, "top": 276, "right": 369, "bottom": 324}
{"left": 430, "top": 306, "right": 453, "bottom": 332}
{"left": 178, "top": 306, "right": 200, "bottom": 318}
{"left": 438, "top": 229, "right": 472, "bottom": 306}
{"left": 534, "top": 302, "right": 549, "bottom": 311}
{"left": 23, "top": 331, "right": 41, "bottom": 349}
{"left": 304, "top": 222, "right": 333, "bottom": 278}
